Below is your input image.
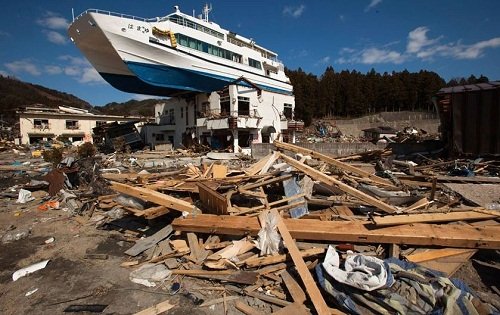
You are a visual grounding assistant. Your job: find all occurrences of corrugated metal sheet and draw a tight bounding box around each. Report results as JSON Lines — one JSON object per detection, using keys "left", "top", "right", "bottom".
{"left": 436, "top": 81, "right": 500, "bottom": 156}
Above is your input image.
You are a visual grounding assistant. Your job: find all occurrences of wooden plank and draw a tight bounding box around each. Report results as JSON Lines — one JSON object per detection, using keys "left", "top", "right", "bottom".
{"left": 235, "top": 300, "right": 262, "bottom": 315}
{"left": 197, "top": 182, "right": 228, "bottom": 215}
{"left": 274, "top": 141, "right": 393, "bottom": 187}
{"left": 187, "top": 232, "right": 208, "bottom": 264}
{"left": 172, "top": 214, "right": 500, "bottom": 249}
{"left": 278, "top": 154, "right": 397, "bottom": 213}
{"left": 245, "top": 291, "right": 291, "bottom": 307}
{"left": 270, "top": 209, "right": 332, "bottom": 315}
{"left": 245, "top": 247, "right": 325, "bottom": 268}
{"left": 212, "top": 164, "right": 228, "bottom": 179}
{"left": 405, "top": 248, "right": 477, "bottom": 263}
{"left": 142, "top": 206, "right": 170, "bottom": 219}
{"left": 125, "top": 225, "right": 173, "bottom": 256}
{"left": 239, "top": 174, "right": 293, "bottom": 191}
{"left": 272, "top": 303, "right": 310, "bottom": 315}
{"left": 133, "top": 300, "right": 174, "bottom": 315}
{"left": 172, "top": 270, "right": 258, "bottom": 285}
{"left": 372, "top": 211, "right": 496, "bottom": 226}
{"left": 280, "top": 270, "right": 306, "bottom": 304}
{"left": 110, "top": 182, "right": 193, "bottom": 213}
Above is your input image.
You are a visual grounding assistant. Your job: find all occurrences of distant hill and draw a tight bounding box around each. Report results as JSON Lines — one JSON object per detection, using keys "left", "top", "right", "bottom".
{"left": 0, "top": 75, "right": 93, "bottom": 123}
{"left": 0, "top": 75, "right": 165, "bottom": 124}
{"left": 99, "top": 98, "right": 166, "bottom": 117}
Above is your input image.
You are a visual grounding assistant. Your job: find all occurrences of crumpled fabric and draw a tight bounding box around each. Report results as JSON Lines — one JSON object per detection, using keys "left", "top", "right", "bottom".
{"left": 316, "top": 254, "right": 499, "bottom": 315}
{"left": 322, "top": 245, "right": 392, "bottom": 291}
{"left": 256, "top": 211, "right": 282, "bottom": 256}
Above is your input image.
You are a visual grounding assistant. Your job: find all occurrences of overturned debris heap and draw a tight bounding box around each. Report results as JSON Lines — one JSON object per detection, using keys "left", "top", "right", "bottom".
{"left": 4, "top": 139, "right": 500, "bottom": 314}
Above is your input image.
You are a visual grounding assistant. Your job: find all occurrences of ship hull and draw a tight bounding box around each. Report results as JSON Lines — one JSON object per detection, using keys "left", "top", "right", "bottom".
{"left": 68, "top": 11, "right": 293, "bottom": 96}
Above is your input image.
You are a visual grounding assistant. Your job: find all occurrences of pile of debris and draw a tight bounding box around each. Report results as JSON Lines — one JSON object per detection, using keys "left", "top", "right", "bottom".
{"left": 2, "top": 140, "right": 500, "bottom": 314}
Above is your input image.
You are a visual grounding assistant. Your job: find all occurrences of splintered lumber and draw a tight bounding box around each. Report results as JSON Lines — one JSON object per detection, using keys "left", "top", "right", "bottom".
{"left": 172, "top": 214, "right": 500, "bottom": 249}
{"left": 274, "top": 141, "right": 394, "bottom": 187}
{"left": 270, "top": 209, "right": 332, "bottom": 315}
{"left": 239, "top": 174, "right": 293, "bottom": 191}
{"left": 245, "top": 291, "right": 291, "bottom": 307}
{"left": 272, "top": 303, "right": 310, "bottom": 315}
{"left": 197, "top": 182, "right": 228, "bottom": 215}
{"left": 278, "top": 153, "right": 397, "bottom": 213}
{"left": 133, "top": 300, "right": 174, "bottom": 315}
{"left": 110, "top": 182, "right": 193, "bottom": 213}
{"left": 372, "top": 211, "right": 497, "bottom": 226}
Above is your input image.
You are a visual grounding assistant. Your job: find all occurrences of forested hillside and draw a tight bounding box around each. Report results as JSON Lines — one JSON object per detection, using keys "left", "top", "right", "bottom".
{"left": 286, "top": 67, "right": 489, "bottom": 125}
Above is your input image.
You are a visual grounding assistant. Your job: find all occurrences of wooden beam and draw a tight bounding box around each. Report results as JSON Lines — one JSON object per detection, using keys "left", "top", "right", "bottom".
{"left": 239, "top": 174, "right": 293, "bottom": 191}
{"left": 372, "top": 211, "right": 496, "bottom": 226}
{"left": 245, "top": 247, "right": 325, "bottom": 268}
{"left": 274, "top": 141, "right": 393, "bottom": 187}
{"left": 278, "top": 153, "right": 397, "bottom": 213}
{"left": 280, "top": 270, "right": 306, "bottom": 304}
{"left": 234, "top": 300, "right": 262, "bottom": 315}
{"left": 270, "top": 209, "right": 332, "bottom": 315}
{"left": 110, "top": 181, "right": 193, "bottom": 213}
{"left": 172, "top": 214, "right": 500, "bottom": 249}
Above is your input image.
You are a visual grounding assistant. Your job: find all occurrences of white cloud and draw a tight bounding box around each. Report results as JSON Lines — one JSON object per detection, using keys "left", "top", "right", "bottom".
{"left": 336, "top": 26, "right": 500, "bottom": 65}
{"left": 0, "top": 30, "right": 10, "bottom": 37}
{"left": 288, "top": 49, "right": 309, "bottom": 60}
{"left": 44, "top": 30, "right": 67, "bottom": 45}
{"left": 133, "top": 94, "right": 158, "bottom": 101}
{"left": 365, "top": 0, "right": 382, "bottom": 12}
{"left": 339, "top": 15, "right": 345, "bottom": 22}
{"left": 406, "top": 27, "right": 441, "bottom": 53}
{"left": 57, "top": 55, "right": 105, "bottom": 84}
{"left": 4, "top": 60, "right": 41, "bottom": 76}
{"left": 37, "top": 12, "right": 69, "bottom": 30}
{"left": 45, "top": 65, "right": 63, "bottom": 75}
{"left": 0, "top": 70, "right": 9, "bottom": 77}
{"left": 283, "top": 4, "right": 305, "bottom": 18}
{"left": 315, "top": 56, "right": 331, "bottom": 66}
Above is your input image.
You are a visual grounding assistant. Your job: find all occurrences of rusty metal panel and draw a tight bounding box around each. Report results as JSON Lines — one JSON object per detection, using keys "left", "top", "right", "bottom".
{"left": 437, "top": 82, "right": 500, "bottom": 156}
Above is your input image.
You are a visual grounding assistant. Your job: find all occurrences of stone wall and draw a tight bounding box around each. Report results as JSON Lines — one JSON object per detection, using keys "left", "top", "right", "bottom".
{"left": 251, "top": 142, "right": 386, "bottom": 159}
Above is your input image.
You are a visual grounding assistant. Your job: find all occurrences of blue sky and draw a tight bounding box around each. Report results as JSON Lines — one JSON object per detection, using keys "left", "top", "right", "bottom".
{"left": 0, "top": 1, "right": 499, "bottom": 106}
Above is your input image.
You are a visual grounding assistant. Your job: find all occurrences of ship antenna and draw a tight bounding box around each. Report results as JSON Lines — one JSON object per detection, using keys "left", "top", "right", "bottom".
{"left": 203, "top": 3, "right": 212, "bottom": 22}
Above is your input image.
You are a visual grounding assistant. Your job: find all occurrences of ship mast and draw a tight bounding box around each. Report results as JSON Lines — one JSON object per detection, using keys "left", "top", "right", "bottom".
{"left": 202, "top": 4, "right": 212, "bottom": 22}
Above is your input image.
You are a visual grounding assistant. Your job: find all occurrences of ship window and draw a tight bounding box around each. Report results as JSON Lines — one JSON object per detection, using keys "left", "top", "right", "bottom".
{"left": 248, "top": 58, "right": 262, "bottom": 70}
{"left": 174, "top": 33, "right": 241, "bottom": 63}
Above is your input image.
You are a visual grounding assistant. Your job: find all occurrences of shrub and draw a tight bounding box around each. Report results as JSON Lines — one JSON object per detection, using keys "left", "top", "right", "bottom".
{"left": 42, "top": 147, "right": 63, "bottom": 166}
{"left": 77, "top": 142, "right": 96, "bottom": 158}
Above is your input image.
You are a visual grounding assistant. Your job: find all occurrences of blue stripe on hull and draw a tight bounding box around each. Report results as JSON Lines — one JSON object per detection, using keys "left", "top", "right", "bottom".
{"left": 100, "top": 73, "right": 185, "bottom": 97}
{"left": 125, "top": 61, "right": 293, "bottom": 96}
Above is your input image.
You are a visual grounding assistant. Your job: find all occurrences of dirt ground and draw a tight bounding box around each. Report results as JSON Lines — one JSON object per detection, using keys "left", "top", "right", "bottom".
{"left": 0, "top": 197, "right": 241, "bottom": 315}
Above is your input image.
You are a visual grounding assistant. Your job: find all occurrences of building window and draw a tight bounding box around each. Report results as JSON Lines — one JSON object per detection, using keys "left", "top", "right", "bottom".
{"left": 168, "top": 109, "right": 175, "bottom": 124}
{"left": 155, "top": 133, "right": 165, "bottom": 142}
{"left": 283, "top": 103, "right": 293, "bottom": 119}
{"left": 238, "top": 130, "right": 251, "bottom": 148}
{"left": 248, "top": 58, "right": 262, "bottom": 70}
{"left": 65, "top": 120, "right": 79, "bottom": 129}
{"left": 181, "top": 107, "right": 184, "bottom": 118}
{"left": 34, "top": 119, "right": 49, "bottom": 129}
{"left": 72, "top": 136, "right": 83, "bottom": 142}
{"left": 185, "top": 107, "right": 189, "bottom": 125}
{"left": 220, "top": 96, "right": 230, "bottom": 116}
{"left": 238, "top": 96, "right": 250, "bottom": 116}
{"left": 96, "top": 121, "right": 107, "bottom": 127}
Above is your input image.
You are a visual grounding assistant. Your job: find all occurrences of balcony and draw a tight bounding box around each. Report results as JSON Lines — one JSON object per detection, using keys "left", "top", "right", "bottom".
{"left": 281, "top": 120, "right": 304, "bottom": 132}
{"left": 33, "top": 124, "right": 50, "bottom": 131}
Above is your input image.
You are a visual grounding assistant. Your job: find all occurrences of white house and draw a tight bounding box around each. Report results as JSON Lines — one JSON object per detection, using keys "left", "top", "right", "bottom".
{"left": 147, "top": 82, "right": 302, "bottom": 154}
{"left": 18, "top": 105, "right": 152, "bottom": 145}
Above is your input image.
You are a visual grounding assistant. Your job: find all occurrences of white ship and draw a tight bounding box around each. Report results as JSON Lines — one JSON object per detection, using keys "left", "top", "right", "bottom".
{"left": 68, "top": 4, "right": 293, "bottom": 97}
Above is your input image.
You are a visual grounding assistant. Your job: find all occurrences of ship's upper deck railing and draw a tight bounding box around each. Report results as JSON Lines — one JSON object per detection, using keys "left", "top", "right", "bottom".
{"left": 73, "top": 9, "right": 161, "bottom": 23}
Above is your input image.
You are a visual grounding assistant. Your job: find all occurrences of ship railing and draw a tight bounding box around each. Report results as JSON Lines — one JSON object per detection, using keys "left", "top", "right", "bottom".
{"left": 74, "top": 9, "right": 161, "bottom": 23}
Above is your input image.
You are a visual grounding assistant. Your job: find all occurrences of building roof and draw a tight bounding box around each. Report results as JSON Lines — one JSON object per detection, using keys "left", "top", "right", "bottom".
{"left": 437, "top": 81, "right": 500, "bottom": 94}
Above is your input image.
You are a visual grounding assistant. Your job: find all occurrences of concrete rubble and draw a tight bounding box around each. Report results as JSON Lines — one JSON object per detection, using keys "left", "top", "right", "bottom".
{"left": 0, "top": 139, "right": 499, "bottom": 314}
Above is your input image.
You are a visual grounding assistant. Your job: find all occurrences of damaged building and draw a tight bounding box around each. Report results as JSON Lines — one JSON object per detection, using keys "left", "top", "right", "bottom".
{"left": 142, "top": 80, "right": 303, "bottom": 154}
